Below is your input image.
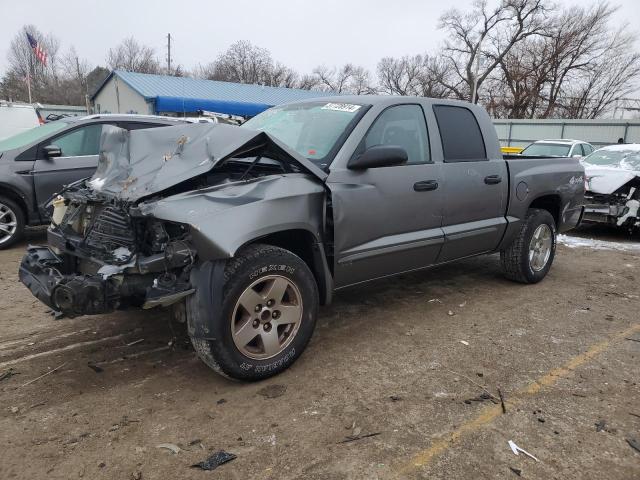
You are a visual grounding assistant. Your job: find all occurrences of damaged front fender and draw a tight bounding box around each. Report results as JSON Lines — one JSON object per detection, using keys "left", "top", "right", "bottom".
{"left": 135, "top": 174, "right": 326, "bottom": 260}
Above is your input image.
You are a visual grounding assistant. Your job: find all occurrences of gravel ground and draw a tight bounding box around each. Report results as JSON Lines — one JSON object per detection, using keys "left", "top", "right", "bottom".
{"left": 0, "top": 226, "right": 638, "bottom": 480}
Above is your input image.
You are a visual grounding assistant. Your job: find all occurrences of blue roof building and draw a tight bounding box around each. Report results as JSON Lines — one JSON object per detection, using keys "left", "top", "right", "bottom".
{"left": 91, "top": 70, "right": 336, "bottom": 117}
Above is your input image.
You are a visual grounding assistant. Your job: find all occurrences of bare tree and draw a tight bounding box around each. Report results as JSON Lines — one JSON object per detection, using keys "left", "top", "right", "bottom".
{"left": 311, "top": 64, "right": 376, "bottom": 94}
{"left": 438, "top": 0, "right": 549, "bottom": 101}
{"left": 207, "top": 40, "right": 273, "bottom": 84}
{"left": 377, "top": 54, "right": 452, "bottom": 97}
{"left": 106, "top": 37, "right": 160, "bottom": 74}
{"left": 2, "top": 25, "right": 65, "bottom": 103}
{"left": 491, "top": 1, "right": 640, "bottom": 118}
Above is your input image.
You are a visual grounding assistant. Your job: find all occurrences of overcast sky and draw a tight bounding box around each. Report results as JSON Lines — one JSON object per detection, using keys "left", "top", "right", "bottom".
{"left": 1, "top": 0, "right": 639, "bottom": 77}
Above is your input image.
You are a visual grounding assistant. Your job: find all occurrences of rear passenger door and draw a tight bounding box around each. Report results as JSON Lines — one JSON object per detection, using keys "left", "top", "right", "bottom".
{"left": 433, "top": 105, "right": 508, "bottom": 262}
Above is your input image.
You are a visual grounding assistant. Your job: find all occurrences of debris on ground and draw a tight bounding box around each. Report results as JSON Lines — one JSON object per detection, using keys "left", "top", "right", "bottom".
{"left": 20, "top": 362, "right": 67, "bottom": 387}
{"left": 188, "top": 439, "right": 205, "bottom": 450}
{"left": 257, "top": 384, "right": 286, "bottom": 399}
{"left": 595, "top": 419, "right": 617, "bottom": 434}
{"left": 625, "top": 337, "right": 640, "bottom": 343}
{"left": 0, "top": 368, "right": 19, "bottom": 382}
{"left": 498, "top": 388, "right": 507, "bottom": 414}
{"left": 464, "top": 392, "right": 498, "bottom": 405}
{"left": 629, "top": 412, "right": 640, "bottom": 419}
{"left": 627, "top": 438, "right": 640, "bottom": 454}
{"left": 459, "top": 340, "right": 469, "bottom": 345}
{"left": 389, "top": 395, "right": 402, "bottom": 402}
{"left": 508, "top": 440, "right": 539, "bottom": 462}
{"left": 131, "top": 471, "right": 142, "bottom": 480}
{"left": 10, "top": 406, "right": 19, "bottom": 414}
{"left": 338, "top": 432, "right": 382, "bottom": 444}
{"left": 428, "top": 298, "right": 442, "bottom": 303}
{"left": 191, "top": 450, "right": 237, "bottom": 470}
{"left": 509, "top": 467, "right": 522, "bottom": 476}
{"left": 216, "top": 398, "right": 227, "bottom": 405}
{"left": 446, "top": 368, "right": 499, "bottom": 403}
{"left": 125, "top": 338, "right": 145, "bottom": 347}
{"left": 87, "top": 362, "right": 104, "bottom": 373}
{"left": 447, "top": 310, "right": 456, "bottom": 316}
{"left": 156, "top": 443, "right": 181, "bottom": 454}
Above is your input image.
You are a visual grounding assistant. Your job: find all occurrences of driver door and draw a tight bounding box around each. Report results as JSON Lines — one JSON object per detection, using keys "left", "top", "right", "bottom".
{"left": 327, "top": 104, "right": 444, "bottom": 288}
{"left": 33, "top": 124, "right": 103, "bottom": 216}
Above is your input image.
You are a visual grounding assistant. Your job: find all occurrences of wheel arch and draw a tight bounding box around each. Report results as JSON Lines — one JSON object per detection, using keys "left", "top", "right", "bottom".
{"left": 241, "top": 228, "right": 334, "bottom": 305}
{"left": 0, "top": 183, "right": 30, "bottom": 223}
{"left": 527, "top": 194, "right": 561, "bottom": 228}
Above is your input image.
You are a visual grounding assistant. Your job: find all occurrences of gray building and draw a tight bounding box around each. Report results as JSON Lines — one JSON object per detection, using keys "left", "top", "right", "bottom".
{"left": 91, "top": 70, "right": 337, "bottom": 118}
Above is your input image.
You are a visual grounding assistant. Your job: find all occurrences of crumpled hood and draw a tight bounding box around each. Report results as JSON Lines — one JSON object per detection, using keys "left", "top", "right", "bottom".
{"left": 584, "top": 165, "right": 640, "bottom": 194}
{"left": 88, "top": 122, "right": 327, "bottom": 201}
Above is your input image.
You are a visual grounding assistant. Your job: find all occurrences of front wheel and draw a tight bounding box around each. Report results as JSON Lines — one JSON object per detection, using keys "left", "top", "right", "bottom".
{"left": 0, "top": 196, "right": 25, "bottom": 250}
{"left": 189, "top": 244, "right": 318, "bottom": 381}
{"left": 500, "top": 208, "right": 557, "bottom": 284}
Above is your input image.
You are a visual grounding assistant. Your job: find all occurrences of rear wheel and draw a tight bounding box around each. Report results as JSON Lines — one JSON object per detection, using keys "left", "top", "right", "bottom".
{"left": 190, "top": 244, "right": 318, "bottom": 381}
{"left": 0, "top": 196, "right": 25, "bottom": 250}
{"left": 500, "top": 208, "right": 556, "bottom": 284}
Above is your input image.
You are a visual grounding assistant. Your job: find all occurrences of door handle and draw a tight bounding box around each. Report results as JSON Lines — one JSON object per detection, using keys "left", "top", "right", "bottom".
{"left": 413, "top": 180, "right": 439, "bottom": 192}
{"left": 484, "top": 175, "right": 502, "bottom": 185}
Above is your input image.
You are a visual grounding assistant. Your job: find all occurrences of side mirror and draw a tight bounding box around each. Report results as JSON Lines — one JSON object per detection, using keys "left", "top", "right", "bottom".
{"left": 43, "top": 144, "right": 62, "bottom": 158}
{"left": 348, "top": 145, "right": 408, "bottom": 170}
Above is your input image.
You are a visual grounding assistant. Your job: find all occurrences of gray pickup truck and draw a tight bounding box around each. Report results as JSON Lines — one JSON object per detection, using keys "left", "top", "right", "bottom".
{"left": 19, "top": 96, "right": 585, "bottom": 380}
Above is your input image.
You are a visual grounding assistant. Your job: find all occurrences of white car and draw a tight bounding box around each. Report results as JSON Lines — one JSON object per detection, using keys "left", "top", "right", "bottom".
{"left": 581, "top": 144, "right": 640, "bottom": 228}
{"left": 521, "top": 139, "right": 595, "bottom": 158}
{"left": 0, "top": 102, "right": 41, "bottom": 141}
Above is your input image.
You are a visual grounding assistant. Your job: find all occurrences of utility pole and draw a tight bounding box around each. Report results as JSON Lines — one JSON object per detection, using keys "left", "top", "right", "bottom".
{"left": 166, "top": 33, "right": 172, "bottom": 75}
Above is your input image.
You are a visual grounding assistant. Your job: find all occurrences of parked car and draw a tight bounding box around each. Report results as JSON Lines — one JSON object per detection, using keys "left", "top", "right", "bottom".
{"left": 19, "top": 96, "right": 585, "bottom": 380}
{"left": 520, "top": 139, "right": 594, "bottom": 158}
{"left": 581, "top": 144, "right": 640, "bottom": 228}
{"left": 0, "top": 102, "right": 42, "bottom": 141}
{"left": 0, "top": 114, "right": 189, "bottom": 248}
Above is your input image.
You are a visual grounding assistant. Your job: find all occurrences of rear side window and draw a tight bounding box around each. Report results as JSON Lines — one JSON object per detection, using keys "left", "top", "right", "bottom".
{"left": 433, "top": 105, "right": 486, "bottom": 162}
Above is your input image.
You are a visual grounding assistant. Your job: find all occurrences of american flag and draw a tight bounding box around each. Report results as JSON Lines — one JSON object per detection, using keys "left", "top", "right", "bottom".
{"left": 26, "top": 32, "right": 47, "bottom": 66}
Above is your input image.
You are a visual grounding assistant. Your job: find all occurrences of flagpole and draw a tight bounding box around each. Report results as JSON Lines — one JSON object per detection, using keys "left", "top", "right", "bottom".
{"left": 27, "top": 65, "right": 32, "bottom": 104}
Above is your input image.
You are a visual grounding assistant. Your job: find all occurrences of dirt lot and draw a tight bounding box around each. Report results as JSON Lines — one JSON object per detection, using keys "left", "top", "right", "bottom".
{"left": 0, "top": 227, "right": 639, "bottom": 480}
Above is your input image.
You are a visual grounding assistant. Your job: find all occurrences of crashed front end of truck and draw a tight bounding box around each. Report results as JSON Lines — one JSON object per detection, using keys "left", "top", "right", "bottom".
{"left": 581, "top": 146, "right": 640, "bottom": 230}
{"left": 19, "top": 122, "right": 326, "bottom": 319}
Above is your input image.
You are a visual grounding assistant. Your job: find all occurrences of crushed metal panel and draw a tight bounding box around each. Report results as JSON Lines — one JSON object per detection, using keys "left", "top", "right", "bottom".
{"left": 584, "top": 166, "right": 639, "bottom": 194}
{"left": 89, "top": 123, "right": 327, "bottom": 201}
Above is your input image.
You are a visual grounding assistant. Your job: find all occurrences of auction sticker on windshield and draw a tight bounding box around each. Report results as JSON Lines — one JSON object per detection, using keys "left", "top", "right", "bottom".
{"left": 321, "top": 103, "right": 361, "bottom": 113}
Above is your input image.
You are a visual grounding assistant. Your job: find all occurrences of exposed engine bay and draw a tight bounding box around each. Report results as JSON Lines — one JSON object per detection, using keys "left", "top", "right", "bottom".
{"left": 19, "top": 122, "right": 327, "bottom": 318}
{"left": 583, "top": 184, "right": 640, "bottom": 228}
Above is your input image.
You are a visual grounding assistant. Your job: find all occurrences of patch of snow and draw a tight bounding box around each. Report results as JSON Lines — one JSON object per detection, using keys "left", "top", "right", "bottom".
{"left": 557, "top": 234, "right": 640, "bottom": 252}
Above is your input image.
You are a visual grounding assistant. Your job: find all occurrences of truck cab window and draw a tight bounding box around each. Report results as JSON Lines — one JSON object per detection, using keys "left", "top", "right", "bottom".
{"left": 361, "top": 104, "right": 430, "bottom": 164}
{"left": 433, "top": 105, "right": 486, "bottom": 162}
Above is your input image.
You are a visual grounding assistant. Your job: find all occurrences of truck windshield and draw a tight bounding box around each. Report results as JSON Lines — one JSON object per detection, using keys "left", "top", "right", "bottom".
{"left": 242, "top": 102, "right": 366, "bottom": 167}
{"left": 521, "top": 143, "right": 571, "bottom": 157}
{"left": 0, "top": 121, "right": 68, "bottom": 152}
{"left": 582, "top": 149, "right": 640, "bottom": 171}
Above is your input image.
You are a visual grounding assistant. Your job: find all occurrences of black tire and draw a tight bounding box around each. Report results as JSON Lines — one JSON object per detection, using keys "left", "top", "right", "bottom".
{"left": 0, "top": 196, "right": 25, "bottom": 250}
{"left": 500, "top": 208, "right": 557, "bottom": 284}
{"left": 190, "top": 244, "right": 318, "bottom": 381}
